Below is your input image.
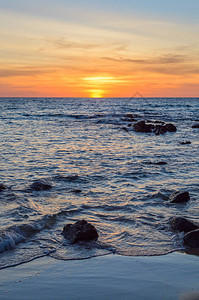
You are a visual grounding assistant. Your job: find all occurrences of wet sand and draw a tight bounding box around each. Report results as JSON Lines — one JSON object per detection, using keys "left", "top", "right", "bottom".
{"left": 0, "top": 252, "right": 199, "bottom": 300}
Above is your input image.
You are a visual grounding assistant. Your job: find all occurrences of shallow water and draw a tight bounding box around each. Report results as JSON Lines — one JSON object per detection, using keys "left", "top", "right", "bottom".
{"left": 0, "top": 97, "right": 198, "bottom": 268}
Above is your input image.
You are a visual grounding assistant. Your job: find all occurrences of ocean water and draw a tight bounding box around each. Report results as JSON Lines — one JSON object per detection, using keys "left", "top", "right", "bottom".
{"left": 0, "top": 97, "right": 198, "bottom": 269}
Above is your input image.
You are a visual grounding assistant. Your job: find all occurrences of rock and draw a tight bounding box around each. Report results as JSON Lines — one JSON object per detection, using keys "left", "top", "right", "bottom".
{"left": 155, "top": 161, "right": 167, "bottom": 165}
{"left": 144, "top": 161, "right": 167, "bottom": 165}
{"left": 62, "top": 220, "right": 98, "bottom": 243}
{"left": 29, "top": 180, "right": 52, "bottom": 191}
{"left": 125, "top": 113, "right": 135, "bottom": 119}
{"left": 165, "top": 123, "right": 177, "bottom": 132}
{"left": 121, "top": 126, "right": 129, "bottom": 132}
{"left": 70, "top": 189, "right": 82, "bottom": 194}
{"left": 192, "top": 124, "right": 199, "bottom": 128}
{"left": 133, "top": 120, "right": 176, "bottom": 135}
{"left": 180, "top": 141, "right": 191, "bottom": 145}
{"left": 133, "top": 121, "right": 154, "bottom": 133}
{"left": 121, "top": 113, "right": 136, "bottom": 122}
{"left": 170, "top": 217, "right": 199, "bottom": 232}
{"left": 0, "top": 183, "right": 6, "bottom": 191}
{"left": 184, "top": 229, "right": 199, "bottom": 248}
{"left": 154, "top": 125, "right": 167, "bottom": 135}
{"left": 169, "top": 191, "right": 190, "bottom": 203}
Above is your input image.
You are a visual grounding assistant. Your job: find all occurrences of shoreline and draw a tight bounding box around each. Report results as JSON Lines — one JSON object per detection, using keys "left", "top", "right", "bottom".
{"left": 0, "top": 251, "right": 198, "bottom": 300}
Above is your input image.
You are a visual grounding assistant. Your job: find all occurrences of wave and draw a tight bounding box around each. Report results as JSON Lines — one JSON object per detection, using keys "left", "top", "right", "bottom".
{"left": 0, "top": 215, "right": 57, "bottom": 253}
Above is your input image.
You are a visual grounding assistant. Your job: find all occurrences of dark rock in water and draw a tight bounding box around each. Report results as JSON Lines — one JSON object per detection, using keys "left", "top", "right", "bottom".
{"left": 62, "top": 220, "right": 99, "bottom": 244}
{"left": 70, "top": 189, "right": 82, "bottom": 194}
{"left": 133, "top": 121, "right": 154, "bottom": 133}
{"left": 121, "top": 126, "right": 129, "bottom": 132}
{"left": 133, "top": 120, "right": 176, "bottom": 135}
{"left": 165, "top": 123, "right": 177, "bottom": 132}
{"left": 29, "top": 180, "right": 52, "bottom": 191}
{"left": 144, "top": 161, "right": 167, "bottom": 165}
{"left": 184, "top": 229, "right": 199, "bottom": 248}
{"left": 121, "top": 113, "right": 136, "bottom": 122}
{"left": 192, "top": 124, "right": 199, "bottom": 128}
{"left": 180, "top": 141, "right": 191, "bottom": 145}
{"left": 0, "top": 183, "right": 6, "bottom": 191}
{"left": 154, "top": 161, "right": 167, "bottom": 165}
{"left": 169, "top": 191, "right": 190, "bottom": 203}
{"left": 154, "top": 125, "right": 167, "bottom": 135}
{"left": 125, "top": 113, "right": 135, "bottom": 119}
{"left": 170, "top": 217, "right": 199, "bottom": 232}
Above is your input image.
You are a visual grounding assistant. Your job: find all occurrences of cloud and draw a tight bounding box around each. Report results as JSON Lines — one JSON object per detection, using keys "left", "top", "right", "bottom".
{"left": 0, "top": 68, "right": 57, "bottom": 78}
{"left": 48, "top": 38, "right": 98, "bottom": 50}
{"left": 102, "top": 53, "right": 188, "bottom": 65}
{"left": 101, "top": 52, "right": 199, "bottom": 75}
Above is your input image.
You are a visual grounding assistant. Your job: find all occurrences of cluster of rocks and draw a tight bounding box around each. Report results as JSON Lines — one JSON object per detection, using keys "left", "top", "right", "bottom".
{"left": 169, "top": 191, "right": 199, "bottom": 248}
{"left": 120, "top": 112, "right": 199, "bottom": 138}
{"left": 171, "top": 217, "right": 199, "bottom": 248}
{"left": 133, "top": 120, "right": 177, "bottom": 135}
{"left": 2, "top": 178, "right": 198, "bottom": 250}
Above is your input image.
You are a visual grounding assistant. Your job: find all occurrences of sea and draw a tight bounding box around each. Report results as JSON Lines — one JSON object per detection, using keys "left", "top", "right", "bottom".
{"left": 0, "top": 97, "right": 198, "bottom": 269}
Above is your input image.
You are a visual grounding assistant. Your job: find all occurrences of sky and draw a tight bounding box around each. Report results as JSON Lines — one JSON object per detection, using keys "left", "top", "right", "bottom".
{"left": 0, "top": 0, "right": 199, "bottom": 98}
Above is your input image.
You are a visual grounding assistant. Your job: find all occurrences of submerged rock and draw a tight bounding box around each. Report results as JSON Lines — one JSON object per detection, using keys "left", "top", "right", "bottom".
{"left": 192, "top": 124, "right": 199, "bottom": 128}
{"left": 184, "top": 229, "right": 199, "bottom": 248}
{"left": 0, "top": 183, "right": 6, "bottom": 191}
{"left": 170, "top": 217, "right": 199, "bottom": 232}
{"left": 29, "top": 180, "right": 52, "bottom": 191}
{"left": 62, "top": 220, "right": 99, "bottom": 244}
{"left": 133, "top": 120, "right": 176, "bottom": 135}
{"left": 180, "top": 141, "right": 191, "bottom": 145}
{"left": 144, "top": 161, "right": 167, "bottom": 165}
{"left": 121, "top": 126, "right": 129, "bottom": 132}
{"left": 169, "top": 191, "right": 190, "bottom": 203}
{"left": 121, "top": 113, "right": 137, "bottom": 122}
{"left": 70, "top": 189, "right": 82, "bottom": 194}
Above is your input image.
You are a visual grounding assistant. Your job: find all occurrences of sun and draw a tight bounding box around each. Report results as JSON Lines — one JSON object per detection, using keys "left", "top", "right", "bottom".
{"left": 90, "top": 89, "right": 103, "bottom": 98}
{"left": 84, "top": 76, "right": 123, "bottom": 98}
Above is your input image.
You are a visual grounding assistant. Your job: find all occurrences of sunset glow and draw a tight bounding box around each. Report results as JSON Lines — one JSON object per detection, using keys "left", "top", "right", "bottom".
{"left": 0, "top": 0, "right": 199, "bottom": 97}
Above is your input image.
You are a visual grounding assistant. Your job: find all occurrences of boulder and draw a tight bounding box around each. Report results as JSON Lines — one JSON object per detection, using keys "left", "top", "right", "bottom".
{"left": 29, "top": 180, "right": 52, "bottom": 191}
{"left": 184, "top": 229, "right": 199, "bottom": 248}
{"left": 154, "top": 125, "right": 167, "bottom": 135}
{"left": 192, "top": 124, "right": 199, "bottom": 128}
{"left": 170, "top": 217, "right": 199, "bottom": 232}
{"left": 0, "top": 183, "right": 6, "bottom": 191}
{"left": 133, "top": 120, "right": 176, "bottom": 135}
{"left": 165, "top": 123, "right": 177, "bottom": 132}
{"left": 62, "top": 220, "right": 98, "bottom": 243}
{"left": 180, "top": 141, "right": 191, "bottom": 145}
{"left": 133, "top": 121, "right": 154, "bottom": 133}
{"left": 169, "top": 191, "right": 190, "bottom": 203}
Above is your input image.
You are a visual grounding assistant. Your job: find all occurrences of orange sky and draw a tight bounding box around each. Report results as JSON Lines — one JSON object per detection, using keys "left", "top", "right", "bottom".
{"left": 0, "top": 1, "right": 199, "bottom": 97}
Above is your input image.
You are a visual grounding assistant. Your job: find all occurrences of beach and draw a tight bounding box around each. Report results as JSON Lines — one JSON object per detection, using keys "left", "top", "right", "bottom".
{"left": 0, "top": 252, "right": 199, "bottom": 300}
